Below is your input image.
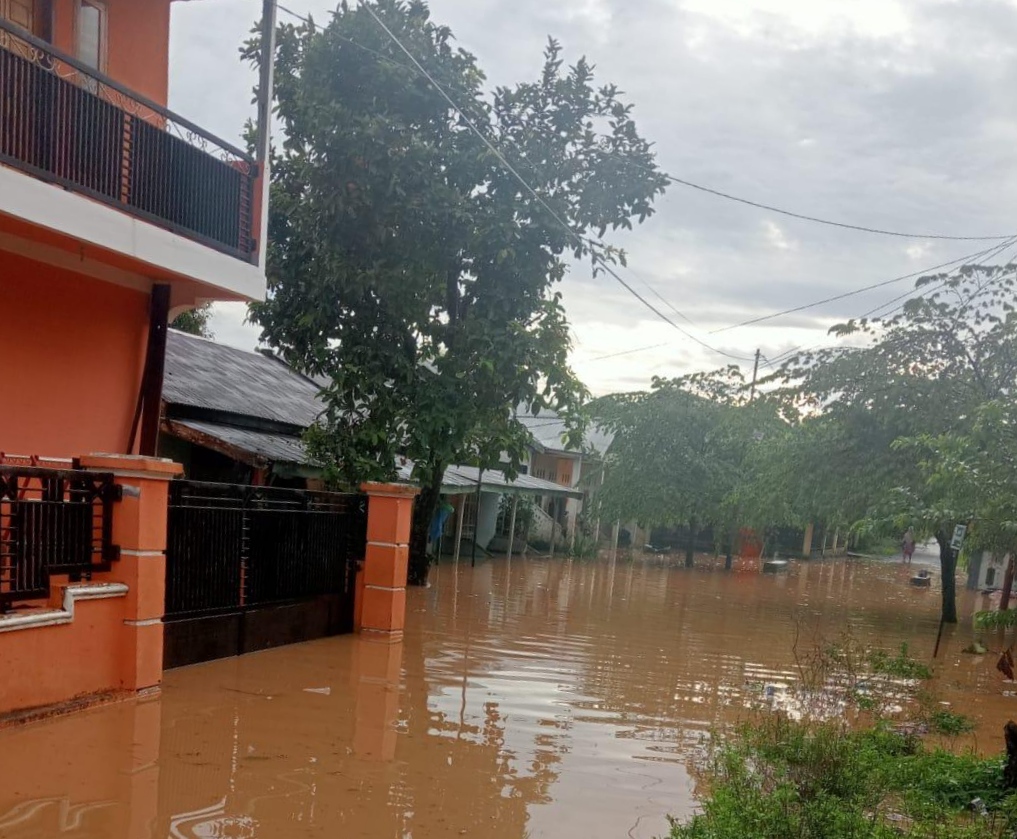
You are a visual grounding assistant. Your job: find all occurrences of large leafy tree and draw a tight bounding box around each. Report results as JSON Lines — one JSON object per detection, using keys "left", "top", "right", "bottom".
{"left": 245, "top": 0, "right": 667, "bottom": 583}
{"left": 772, "top": 261, "right": 1017, "bottom": 622}
{"left": 593, "top": 368, "right": 777, "bottom": 566}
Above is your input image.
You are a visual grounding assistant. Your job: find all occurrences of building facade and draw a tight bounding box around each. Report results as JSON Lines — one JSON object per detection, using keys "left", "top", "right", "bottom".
{"left": 1, "top": 0, "right": 266, "bottom": 461}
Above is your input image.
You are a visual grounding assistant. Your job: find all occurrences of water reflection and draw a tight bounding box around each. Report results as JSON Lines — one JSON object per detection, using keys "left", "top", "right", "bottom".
{"left": 0, "top": 555, "right": 1009, "bottom": 839}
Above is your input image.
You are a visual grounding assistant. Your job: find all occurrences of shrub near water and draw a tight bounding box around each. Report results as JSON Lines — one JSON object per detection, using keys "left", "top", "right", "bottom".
{"left": 670, "top": 642, "right": 1014, "bottom": 839}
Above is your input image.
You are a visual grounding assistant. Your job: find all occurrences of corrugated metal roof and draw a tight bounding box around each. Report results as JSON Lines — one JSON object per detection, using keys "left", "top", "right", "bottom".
{"left": 515, "top": 411, "right": 613, "bottom": 455}
{"left": 164, "top": 331, "right": 323, "bottom": 428}
{"left": 170, "top": 419, "right": 311, "bottom": 465}
{"left": 395, "top": 462, "right": 582, "bottom": 498}
{"left": 166, "top": 422, "right": 575, "bottom": 497}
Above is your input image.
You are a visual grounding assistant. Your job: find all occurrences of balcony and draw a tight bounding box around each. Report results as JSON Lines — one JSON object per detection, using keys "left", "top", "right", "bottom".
{"left": 0, "top": 17, "right": 257, "bottom": 264}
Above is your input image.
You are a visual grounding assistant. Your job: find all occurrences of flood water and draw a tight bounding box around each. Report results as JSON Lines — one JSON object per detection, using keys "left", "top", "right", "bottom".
{"left": 1, "top": 554, "right": 1013, "bottom": 839}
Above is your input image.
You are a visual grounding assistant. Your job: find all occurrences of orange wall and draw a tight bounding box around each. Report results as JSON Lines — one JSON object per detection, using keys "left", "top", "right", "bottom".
{"left": 530, "top": 452, "right": 576, "bottom": 487}
{"left": 50, "top": 0, "right": 171, "bottom": 106}
{"left": 0, "top": 252, "right": 148, "bottom": 458}
{"left": 0, "top": 595, "right": 128, "bottom": 714}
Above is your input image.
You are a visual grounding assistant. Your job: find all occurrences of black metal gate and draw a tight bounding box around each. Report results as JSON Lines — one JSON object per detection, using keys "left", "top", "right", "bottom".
{"left": 163, "top": 481, "right": 366, "bottom": 668}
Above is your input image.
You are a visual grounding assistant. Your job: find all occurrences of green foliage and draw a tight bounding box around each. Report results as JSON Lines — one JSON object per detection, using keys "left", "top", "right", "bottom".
{"left": 591, "top": 367, "right": 779, "bottom": 544}
{"left": 974, "top": 608, "right": 1017, "bottom": 630}
{"left": 761, "top": 262, "right": 1017, "bottom": 622}
{"left": 673, "top": 632, "right": 1003, "bottom": 839}
{"left": 243, "top": 0, "right": 667, "bottom": 580}
{"left": 927, "top": 709, "right": 977, "bottom": 738}
{"left": 672, "top": 716, "right": 1012, "bottom": 839}
{"left": 867, "top": 643, "right": 933, "bottom": 681}
{"left": 170, "top": 304, "right": 214, "bottom": 338}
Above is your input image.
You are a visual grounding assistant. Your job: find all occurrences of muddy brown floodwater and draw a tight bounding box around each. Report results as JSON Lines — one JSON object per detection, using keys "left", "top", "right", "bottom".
{"left": 0, "top": 555, "right": 1013, "bottom": 839}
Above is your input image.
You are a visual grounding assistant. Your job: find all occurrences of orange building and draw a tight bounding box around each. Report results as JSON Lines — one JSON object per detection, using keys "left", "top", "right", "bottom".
{"left": 0, "top": 0, "right": 267, "bottom": 461}
{"left": 0, "top": 0, "right": 273, "bottom": 718}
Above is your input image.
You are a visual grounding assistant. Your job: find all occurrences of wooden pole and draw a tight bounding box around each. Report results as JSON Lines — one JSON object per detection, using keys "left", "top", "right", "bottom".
{"left": 506, "top": 494, "right": 519, "bottom": 560}
{"left": 471, "top": 469, "right": 483, "bottom": 568}
{"left": 749, "top": 348, "right": 761, "bottom": 402}
{"left": 453, "top": 497, "right": 465, "bottom": 566}
{"left": 137, "top": 284, "right": 170, "bottom": 456}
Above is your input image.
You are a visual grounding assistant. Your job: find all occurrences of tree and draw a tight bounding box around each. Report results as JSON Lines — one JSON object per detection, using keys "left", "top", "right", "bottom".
{"left": 593, "top": 368, "right": 776, "bottom": 567}
{"left": 170, "top": 304, "right": 214, "bottom": 338}
{"left": 894, "top": 400, "right": 1017, "bottom": 611}
{"left": 773, "top": 261, "right": 1017, "bottom": 622}
{"left": 245, "top": 0, "right": 668, "bottom": 584}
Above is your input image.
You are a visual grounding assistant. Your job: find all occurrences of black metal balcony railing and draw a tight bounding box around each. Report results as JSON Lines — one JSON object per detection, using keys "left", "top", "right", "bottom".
{"left": 0, "top": 466, "right": 121, "bottom": 611}
{"left": 0, "top": 18, "right": 257, "bottom": 262}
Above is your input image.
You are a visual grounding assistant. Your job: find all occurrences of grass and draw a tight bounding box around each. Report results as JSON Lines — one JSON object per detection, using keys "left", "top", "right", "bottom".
{"left": 670, "top": 640, "right": 1008, "bottom": 839}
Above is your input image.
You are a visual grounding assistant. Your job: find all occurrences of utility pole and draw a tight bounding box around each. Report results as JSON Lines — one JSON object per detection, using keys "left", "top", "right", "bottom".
{"left": 255, "top": 0, "right": 277, "bottom": 271}
{"left": 749, "top": 348, "right": 761, "bottom": 402}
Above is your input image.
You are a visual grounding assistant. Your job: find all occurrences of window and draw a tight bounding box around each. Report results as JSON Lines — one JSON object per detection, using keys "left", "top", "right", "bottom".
{"left": 76, "top": 0, "right": 106, "bottom": 72}
{"left": 0, "top": 0, "right": 34, "bottom": 31}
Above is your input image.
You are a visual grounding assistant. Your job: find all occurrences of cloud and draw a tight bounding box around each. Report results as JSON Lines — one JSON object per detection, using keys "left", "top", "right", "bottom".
{"left": 168, "top": 0, "right": 1017, "bottom": 395}
{"left": 764, "top": 221, "right": 795, "bottom": 251}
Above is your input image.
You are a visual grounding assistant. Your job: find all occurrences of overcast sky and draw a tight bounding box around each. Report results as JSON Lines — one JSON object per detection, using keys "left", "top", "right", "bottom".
{"left": 169, "top": 0, "right": 1017, "bottom": 395}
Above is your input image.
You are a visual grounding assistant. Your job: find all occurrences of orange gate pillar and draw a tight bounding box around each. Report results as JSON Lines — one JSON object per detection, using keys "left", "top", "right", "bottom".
{"left": 80, "top": 454, "right": 182, "bottom": 695}
{"left": 358, "top": 483, "right": 419, "bottom": 641}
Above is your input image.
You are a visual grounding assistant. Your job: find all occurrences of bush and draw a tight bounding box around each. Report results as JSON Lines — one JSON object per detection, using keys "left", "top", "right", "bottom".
{"left": 672, "top": 637, "right": 1011, "bottom": 838}
{"left": 672, "top": 717, "right": 1012, "bottom": 839}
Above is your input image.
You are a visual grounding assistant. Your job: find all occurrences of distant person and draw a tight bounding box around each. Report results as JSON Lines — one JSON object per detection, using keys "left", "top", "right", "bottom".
{"left": 902, "top": 529, "right": 916, "bottom": 564}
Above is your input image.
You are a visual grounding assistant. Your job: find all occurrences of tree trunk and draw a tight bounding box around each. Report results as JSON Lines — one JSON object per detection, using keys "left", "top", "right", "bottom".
{"left": 1001, "top": 555, "right": 1016, "bottom": 611}
{"left": 936, "top": 529, "right": 958, "bottom": 624}
{"left": 407, "top": 465, "right": 445, "bottom": 587}
{"left": 1005, "top": 721, "right": 1017, "bottom": 790}
{"left": 685, "top": 520, "right": 696, "bottom": 569}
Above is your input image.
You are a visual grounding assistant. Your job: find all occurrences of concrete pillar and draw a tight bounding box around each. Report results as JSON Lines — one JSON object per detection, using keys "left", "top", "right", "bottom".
{"left": 352, "top": 636, "right": 404, "bottom": 761}
{"left": 359, "top": 483, "right": 419, "bottom": 641}
{"left": 79, "top": 453, "right": 182, "bottom": 695}
{"left": 802, "top": 522, "right": 815, "bottom": 557}
{"left": 506, "top": 495, "right": 519, "bottom": 559}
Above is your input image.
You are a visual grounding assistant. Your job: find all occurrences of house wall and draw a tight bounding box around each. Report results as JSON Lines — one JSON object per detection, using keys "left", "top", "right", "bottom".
{"left": 476, "top": 491, "right": 500, "bottom": 550}
{"left": 49, "top": 0, "right": 171, "bottom": 105}
{"left": 0, "top": 251, "right": 148, "bottom": 458}
{"left": 0, "top": 455, "right": 178, "bottom": 721}
{"left": 976, "top": 552, "right": 1007, "bottom": 590}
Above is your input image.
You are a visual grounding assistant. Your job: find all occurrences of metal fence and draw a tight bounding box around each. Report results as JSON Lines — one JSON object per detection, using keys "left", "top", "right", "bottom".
{"left": 0, "top": 466, "right": 121, "bottom": 610}
{"left": 0, "top": 17, "right": 256, "bottom": 261}
{"left": 165, "top": 481, "right": 367, "bottom": 620}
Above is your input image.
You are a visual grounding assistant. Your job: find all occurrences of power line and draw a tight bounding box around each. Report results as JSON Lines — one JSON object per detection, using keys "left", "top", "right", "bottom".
{"left": 862, "top": 236, "right": 1017, "bottom": 320}
{"left": 277, "top": 3, "right": 420, "bottom": 73}
{"left": 763, "top": 237, "right": 1017, "bottom": 366}
{"left": 711, "top": 239, "right": 1015, "bottom": 334}
{"left": 277, "top": 5, "right": 1015, "bottom": 245}
{"left": 272, "top": 2, "right": 1010, "bottom": 367}
{"left": 586, "top": 240, "right": 1017, "bottom": 365}
{"left": 278, "top": 4, "right": 702, "bottom": 331}
{"left": 353, "top": 0, "right": 753, "bottom": 363}
{"left": 664, "top": 175, "right": 1015, "bottom": 242}
{"left": 585, "top": 342, "right": 672, "bottom": 362}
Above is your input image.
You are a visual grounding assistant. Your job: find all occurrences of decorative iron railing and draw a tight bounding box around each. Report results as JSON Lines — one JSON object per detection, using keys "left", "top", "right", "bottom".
{"left": 0, "top": 17, "right": 257, "bottom": 262}
{"left": 0, "top": 466, "right": 121, "bottom": 611}
{"left": 165, "top": 481, "right": 367, "bottom": 619}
